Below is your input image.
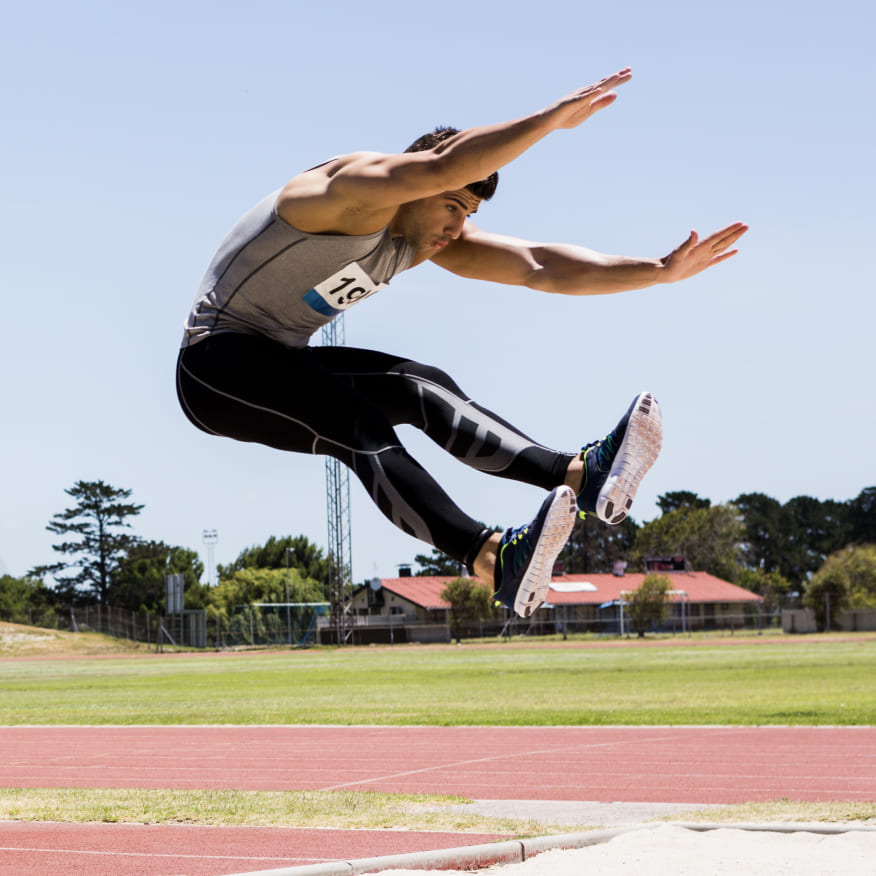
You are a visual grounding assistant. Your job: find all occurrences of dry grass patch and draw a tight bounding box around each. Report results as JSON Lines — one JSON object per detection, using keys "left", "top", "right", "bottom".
{"left": 671, "top": 800, "right": 876, "bottom": 825}
{"left": 0, "top": 788, "right": 553, "bottom": 834}
{"left": 0, "top": 622, "right": 145, "bottom": 658}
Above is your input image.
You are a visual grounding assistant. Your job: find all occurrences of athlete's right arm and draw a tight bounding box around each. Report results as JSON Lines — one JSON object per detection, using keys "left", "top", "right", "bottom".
{"left": 277, "top": 69, "right": 633, "bottom": 235}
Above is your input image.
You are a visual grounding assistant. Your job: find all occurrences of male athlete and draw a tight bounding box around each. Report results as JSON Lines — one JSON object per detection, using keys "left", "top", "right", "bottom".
{"left": 177, "top": 68, "right": 746, "bottom": 618}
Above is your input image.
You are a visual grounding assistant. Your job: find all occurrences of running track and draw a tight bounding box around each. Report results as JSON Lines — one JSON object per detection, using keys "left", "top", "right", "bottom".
{"left": 0, "top": 725, "right": 873, "bottom": 875}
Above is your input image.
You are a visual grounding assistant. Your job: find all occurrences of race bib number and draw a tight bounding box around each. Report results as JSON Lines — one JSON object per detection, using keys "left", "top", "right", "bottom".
{"left": 303, "top": 262, "right": 386, "bottom": 317}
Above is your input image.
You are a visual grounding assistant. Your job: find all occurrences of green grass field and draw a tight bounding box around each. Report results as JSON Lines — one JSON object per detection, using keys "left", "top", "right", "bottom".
{"left": 1, "top": 628, "right": 874, "bottom": 726}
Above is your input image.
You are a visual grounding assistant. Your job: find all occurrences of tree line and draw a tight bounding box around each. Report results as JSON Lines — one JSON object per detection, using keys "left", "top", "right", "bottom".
{"left": 2, "top": 480, "right": 874, "bottom": 634}
{"left": 1, "top": 481, "right": 330, "bottom": 633}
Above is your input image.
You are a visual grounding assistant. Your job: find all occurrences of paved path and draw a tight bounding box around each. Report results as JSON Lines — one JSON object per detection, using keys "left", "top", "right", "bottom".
{"left": 0, "top": 725, "right": 872, "bottom": 874}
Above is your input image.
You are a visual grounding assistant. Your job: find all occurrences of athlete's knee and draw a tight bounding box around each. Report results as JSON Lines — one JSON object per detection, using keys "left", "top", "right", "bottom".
{"left": 392, "top": 359, "right": 467, "bottom": 399}
{"left": 312, "top": 405, "right": 400, "bottom": 466}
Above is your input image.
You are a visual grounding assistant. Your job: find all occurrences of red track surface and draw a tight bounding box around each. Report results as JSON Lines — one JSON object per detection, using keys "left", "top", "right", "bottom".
{"left": 0, "top": 725, "right": 873, "bottom": 875}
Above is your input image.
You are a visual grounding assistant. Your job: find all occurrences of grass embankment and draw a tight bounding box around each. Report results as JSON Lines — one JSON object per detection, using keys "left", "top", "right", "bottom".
{"left": 0, "top": 621, "right": 147, "bottom": 658}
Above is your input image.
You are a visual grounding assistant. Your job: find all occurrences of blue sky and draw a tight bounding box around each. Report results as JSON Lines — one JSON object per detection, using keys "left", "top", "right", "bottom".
{"left": 2, "top": 0, "right": 874, "bottom": 584}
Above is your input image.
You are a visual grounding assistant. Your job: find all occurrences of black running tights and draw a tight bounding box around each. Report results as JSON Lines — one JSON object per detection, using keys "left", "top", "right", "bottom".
{"left": 176, "top": 333, "right": 573, "bottom": 570}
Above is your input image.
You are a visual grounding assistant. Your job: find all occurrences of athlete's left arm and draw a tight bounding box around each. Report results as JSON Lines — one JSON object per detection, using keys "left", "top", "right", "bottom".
{"left": 431, "top": 221, "right": 748, "bottom": 295}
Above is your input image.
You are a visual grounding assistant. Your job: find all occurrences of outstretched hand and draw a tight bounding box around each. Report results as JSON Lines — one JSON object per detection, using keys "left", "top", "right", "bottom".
{"left": 548, "top": 69, "right": 634, "bottom": 129}
{"left": 660, "top": 223, "right": 749, "bottom": 283}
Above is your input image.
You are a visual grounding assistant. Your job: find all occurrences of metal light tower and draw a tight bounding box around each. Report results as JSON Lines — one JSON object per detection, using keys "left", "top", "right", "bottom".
{"left": 321, "top": 315, "right": 353, "bottom": 644}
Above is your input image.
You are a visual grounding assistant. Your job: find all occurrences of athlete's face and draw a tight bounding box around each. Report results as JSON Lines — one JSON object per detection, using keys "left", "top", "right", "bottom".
{"left": 392, "top": 189, "right": 482, "bottom": 253}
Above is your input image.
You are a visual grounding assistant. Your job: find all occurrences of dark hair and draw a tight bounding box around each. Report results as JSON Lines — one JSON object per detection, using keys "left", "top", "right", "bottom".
{"left": 404, "top": 126, "right": 498, "bottom": 201}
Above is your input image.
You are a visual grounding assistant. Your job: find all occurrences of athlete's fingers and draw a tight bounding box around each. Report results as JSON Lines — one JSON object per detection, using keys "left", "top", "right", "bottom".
{"left": 680, "top": 230, "right": 699, "bottom": 252}
{"left": 702, "top": 223, "right": 748, "bottom": 257}
{"left": 708, "top": 248, "right": 739, "bottom": 265}
{"left": 581, "top": 68, "right": 632, "bottom": 101}
{"left": 597, "top": 68, "right": 632, "bottom": 89}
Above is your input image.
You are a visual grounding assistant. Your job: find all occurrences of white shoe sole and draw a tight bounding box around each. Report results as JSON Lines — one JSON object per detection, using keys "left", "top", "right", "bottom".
{"left": 596, "top": 392, "right": 663, "bottom": 525}
{"left": 513, "top": 485, "right": 577, "bottom": 618}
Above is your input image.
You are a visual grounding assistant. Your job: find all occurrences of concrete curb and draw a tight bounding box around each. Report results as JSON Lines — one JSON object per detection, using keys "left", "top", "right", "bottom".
{"left": 223, "top": 823, "right": 876, "bottom": 876}
{"left": 222, "top": 826, "right": 647, "bottom": 875}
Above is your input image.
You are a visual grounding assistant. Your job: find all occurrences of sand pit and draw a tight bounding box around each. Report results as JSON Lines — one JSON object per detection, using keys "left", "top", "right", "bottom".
{"left": 372, "top": 824, "right": 876, "bottom": 876}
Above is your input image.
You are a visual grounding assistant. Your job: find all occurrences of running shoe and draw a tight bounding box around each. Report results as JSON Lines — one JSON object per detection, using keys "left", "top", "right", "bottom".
{"left": 576, "top": 391, "right": 663, "bottom": 525}
{"left": 493, "top": 485, "right": 577, "bottom": 618}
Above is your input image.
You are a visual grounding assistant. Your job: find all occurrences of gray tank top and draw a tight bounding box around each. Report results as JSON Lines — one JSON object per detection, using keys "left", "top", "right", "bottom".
{"left": 182, "top": 189, "right": 417, "bottom": 349}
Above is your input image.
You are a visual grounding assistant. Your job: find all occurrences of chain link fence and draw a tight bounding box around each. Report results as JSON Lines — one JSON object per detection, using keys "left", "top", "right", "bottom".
{"left": 11, "top": 603, "right": 786, "bottom": 650}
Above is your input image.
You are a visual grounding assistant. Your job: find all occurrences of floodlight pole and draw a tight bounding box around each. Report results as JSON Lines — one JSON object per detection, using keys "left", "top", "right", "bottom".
{"left": 321, "top": 315, "right": 353, "bottom": 646}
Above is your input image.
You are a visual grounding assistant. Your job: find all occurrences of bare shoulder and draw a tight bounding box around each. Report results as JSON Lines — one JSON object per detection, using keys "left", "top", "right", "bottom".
{"left": 276, "top": 152, "right": 396, "bottom": 234}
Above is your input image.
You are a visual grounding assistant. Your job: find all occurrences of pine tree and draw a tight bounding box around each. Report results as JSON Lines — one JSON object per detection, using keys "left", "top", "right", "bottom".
{"left": 31, "top": 480, "right": 143, "bottom": 605}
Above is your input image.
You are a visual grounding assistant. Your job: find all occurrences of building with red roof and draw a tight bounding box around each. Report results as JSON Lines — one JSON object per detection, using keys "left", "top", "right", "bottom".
{"left": 347, "top": 567, "right": 764, "bottom": 641}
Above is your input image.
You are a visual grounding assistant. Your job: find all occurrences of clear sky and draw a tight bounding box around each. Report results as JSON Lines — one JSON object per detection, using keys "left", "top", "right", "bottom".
{"left": 2, "top": 0, "right": 874, "bottom": 584}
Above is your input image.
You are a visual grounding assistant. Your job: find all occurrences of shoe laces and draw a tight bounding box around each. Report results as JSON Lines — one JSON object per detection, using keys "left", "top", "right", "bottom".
{"left": 503, "top": 524, "right": 533, "bottom": 574}
{"left": 584, "top": 431, "right": 617, "bottom": 472}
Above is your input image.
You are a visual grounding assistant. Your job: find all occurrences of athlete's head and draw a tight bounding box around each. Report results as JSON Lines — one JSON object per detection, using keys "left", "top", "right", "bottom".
{"left": 405, "top": 126, "right": 499, "bottom": 201}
